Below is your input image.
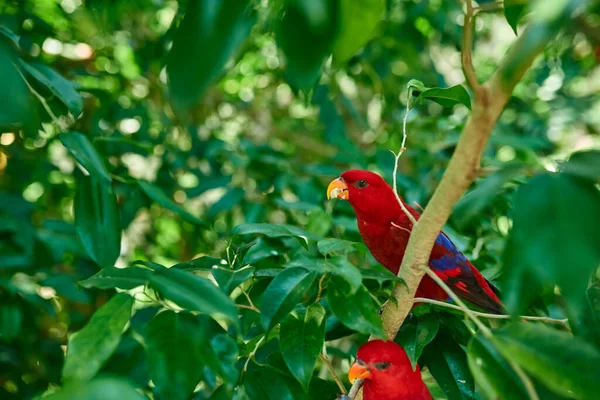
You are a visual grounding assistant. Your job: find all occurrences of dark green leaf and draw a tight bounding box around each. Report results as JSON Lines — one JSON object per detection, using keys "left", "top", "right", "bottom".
{"left": 327, "top": 276, "right": 385, "bottom": 338}
{"left": 560, "top": 150, "right": 600, "bottom": 183}
{"left": 275, "top": 0, "right": 339, "bottom": 89}
{"left": 280, "top": 303, "right": 326, "bottom": 390}
{"left": 232, "top": 223, "right": 308, "bottom": 250}
{"left": 74, "top": 176, "right": 121, "bottom": 268}
{"left": 418, "top": 85, "right": 472, "bottom": 110}
{"left": 148, "top": 265, "right": 238, "bottom": 325}
{"left": 62, "top": 293, "right": 133, "bottom": 382}
{"left": 79, "top": 266, "right": 152, "bottom": 290}
{"left": 60, "top": 132, "right": 112, "bottom": 185}
{"left": 421, "top": 331, "right": 474, "bottom": 400}
{"left": 395, "top": 313, "right": 439, "bottom": 369}
{"left": 209, "top": 188, "right": 245, "bottom": 218}
{"left": 504, "top": 0, "right": 528, "bottom": 35}
{"left": 360, "top": 265, "right": 403, "bottom": 284}
{"left": 42, "top": 378, "right": 145, "bottom": 400}
{"left": 324, "top": 257, "right": 362, "bottom": 294}
{"left": 0, "top": 304, "right": 22, "bottom": 341}
{"left": 244, "top": 367, "right": 295, "bottom": 400}
{"left": 492, "top": 322, "right": 600, "bottom": 399}
{"left": 138, "top": 180, "right": 205, "bottom": 226}
{"left": 172, "top": 256, "right": 226, "bottom": 271}
{"left": 502, "top": 174, "right": 600, "bottom": 314}
{"left": 19, "top": 60, "right": 83, "bottom": 116}
{"left": 260, "top": 267, "right": 318, "bottom": 331}
{"left": 212, "top": 266, "right": 255, "bottom": 295}
{"left": 332, "top": 0, "right": 385, "bottom": 64}
{"left": 167, "top": 0, "right": 256, "bottom": 112}
{"left": 467, "top": 333, "right": 529, "bottom": 400}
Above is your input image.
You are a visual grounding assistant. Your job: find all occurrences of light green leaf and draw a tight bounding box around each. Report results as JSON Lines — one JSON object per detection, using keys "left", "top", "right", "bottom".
{"left": 79, "top": 266, "right": 152, "bottom": 290}
{"left": 42, "top": 378, "right": 145, "bottom": 400}
{"left": 317, "top": 238, "right": 366, "bottom": 256}
{"left": 260, "top": 267, "right": 317, "bottom": 331}
{"left": 232, "top": 223, "right": 308, "bottom": 249}
{"left": 332, "top": 0, "right": 385, "bottom": 64}
{"left": 280, "top": 304, "right": 326, "bottom": 390}
{"left": 62, "top": 293, "right": 133, "bottom": 382}
{"left": 138, "top": 180, "right": 205, "bottom": 226}
{"left": 74, "top": 176, "right": 121, "bottom": 268}
{"left": 60, "top": 132, "right": 112, "bottom": 185}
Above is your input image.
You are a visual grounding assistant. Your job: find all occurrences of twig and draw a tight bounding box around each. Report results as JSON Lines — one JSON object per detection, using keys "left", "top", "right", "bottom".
{"left": 319, "top": 353, "right": 347, "bottom": 394}
{"left": 242, "top": 335, "right": 265, "bottom": 374}
{"left": 237, "top": 304, "right": 260, "bottom": 313}
{"left": 461, "top": 0, "right": 482, "bottom": 95}
{"left": 412, "top": 297, "right": 570, "bottom": 327}
{"left": 392, "top": 97, "right": 417, "bottom": 226}
{"left": 240, "top": 286, "right": 259, "bottom": 313}
{"left": 315, "top": 274, "right": 327, "bottom": 303}
{"left": 510, "top": 361, "right": 540, "bottom": 400}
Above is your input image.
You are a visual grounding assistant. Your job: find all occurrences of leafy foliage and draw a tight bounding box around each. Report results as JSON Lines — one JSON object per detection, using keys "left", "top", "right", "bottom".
{"left": 1, "top": 0, "right": 599, "bottom": 399}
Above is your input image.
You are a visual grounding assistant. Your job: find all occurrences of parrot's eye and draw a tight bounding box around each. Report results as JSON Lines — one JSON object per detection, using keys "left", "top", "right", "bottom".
{"left": 374, "top": 361, "right": 391, "bottom": 371}
{"left": 354, "top": 180, "right": 369, "bottom": 189}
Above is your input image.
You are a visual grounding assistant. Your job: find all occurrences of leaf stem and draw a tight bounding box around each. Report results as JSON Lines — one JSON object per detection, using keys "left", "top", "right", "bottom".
{"left": 461, "top": 0, "right": 482, "bottom": 95}
{"left": 319, "top": 353, "right": 347, "bottom": 394}
{"left": 242, "top": 335, "right": 265, "bottom": 374}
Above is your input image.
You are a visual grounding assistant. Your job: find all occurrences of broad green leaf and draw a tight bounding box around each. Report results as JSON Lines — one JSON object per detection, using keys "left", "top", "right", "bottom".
{"left": 418, "top": 85, "right": 472, "bottom": 110}
{"left": 146, "top": 311, "right": 208, "bottom": 400}
{"left": 332, "top": 0, "right": 385, "bottom": 64}
{"left": 244, "top": 367, "right": 296, "bottom": 400}
{"left": 467, "top": 334, "right": 529, "bottom": 400}
{"left": 138, "top": 180, "right": 205, "bottom": 226}
{"left": 504, "top": 0, "right": 528, "bottom": 35}
{"left": 360, "top": 265, "right": 403, "bottom": 284}
{"left": 275, "top": 0, "right": 339, "bottom": 89}
{"left": 260, "top": 267, "right": 318, "bottom": 331}
{"left": 421, "top": 331, "right": 474, "bottom": 400}
{"left": 492, "top": 322, "right": 600, "bottom": 399}
{"left": 172, "top": 256, "right": 226, "bottom": 271}
{"left": 324, "top": 257, "right": 362, "bottom": 294}
{"left": 395, "top": 313, "right": 439, "bottom": 369}
{"left": 19, "top": 60, "right": 83, "bottom": 116}
{"left": 0, "top": 39, "right": 40, "bottom": 133}
{"left": 453, "top": 164, "right": 525, "bottom": 228}
{"left": 560, "top": 150, "right": 600, "bottom": 183}
{"left": 148, "top": 265, "right": 238, "bottom": 325}
{"left": 502, "top": 174, "right": 600, "bottom": 314}
{"left": 62, "top": 293, "right": 133, "bottom": 382}
{"left": 167, "top": 0, "right": 256, "bottom": 112}
{"left": 0, "top": 304, "right": 22, "bottom": 341}
{"left": 74, "top": 176, "right": 121, "bottom": 268}
{"left": 232, "top": 223, "right": 308, "bottom": 250}
{"left": 60, "top": 132, "right": 112, "bottom": 184}
{"left": 79, "top": 266, "right": 152, "bottom": 290}
{"left": 0, "top": 26, "right": 20, "bottom": 47}
{"left": 280, "top": 303, "right": 326, "bottom": 390}
{"left": 42, "top": 377, "right": 144, "bottom": 400}
{"left": 212, "top": 266, "right": 255, "bottom": 295}
{"left": 317, "top": 238, "right": 366, "bottom": 256}
{"left": 327, "top": 276, "right": 385, "bottom": 338}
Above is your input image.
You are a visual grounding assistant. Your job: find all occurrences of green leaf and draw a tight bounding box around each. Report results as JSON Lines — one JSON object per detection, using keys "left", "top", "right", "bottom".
{"left": 504, "top": 0, "right": 528, "bottom": 35}
{"left": 418, "top": 85, "right": 472, "bottom": 110}
{"left": 60, "top": 132, "right": 112, "bottom": 185}
{"left": 79, "top": 265, "right": 152, "bottom": 290}
{"left": 332, "top": 0, "right": 385, "bottom": 64}
{"left": 492, "top": 322, "right": 600, "bottom": 399}
{"left": 0, "top": 39, "right": 40, "bottom": 133}
{"left": 19, "top": 60, "right": 83, "bottom": 116}
{"left": 145, "top": 311, "right": 209, "bottom": 400}
{"left": 74, "top": 176, "right": 121, "bottom": 268}
{"left": 317, "top": 238, "right": 366, "bottom": 256}
{"left": 395, "top": 313, "right": 439, "bottom": 369}
{"left": 148, "top": 265, "right": 238, "bottom": 325}
{"left": 232, "top": 223, "right": 308, "bottom": 250}
{"left": 360, "top": 265, "right": 403, "bottom": 284}
{"left": 209, "top": 188, "right": 245, "bottom": 218}
{"left": 275, "top": 0, "right": 339, "bottom": 89}
{"left": 260, "top": 267, "right": 318, "bottom": 331}
{"left": 212, "top": 266, "right": 255, "bottom": 295}
{"left": 0, "top": 304, "right": 22, "bottom": 342}
{"left": 167, "top": 0, "right": 256, "bottom": 112}
{"left": 502, "top": 173, "right": 600, "bottom": 314}
{"left": 280, "top": 303, "right": 326, "bottom": 390}
{"left": 467, "top": 333, "right": 529, "bottom": 400}
{"left": 244, "top": 367, "right": 296, "bottom": 400}
{"left": 138, "top": 180, "right": 205, "bottom": 226}
{"left": 327, "top": 276, "right": 385, "bottom": 338}
{"left": 323, "top": 257, "right": 362, "bottom": 294}
{"left": 560, "top": 150, "right": 600, "bottom": 183}
{"left": 172, "top": 256, "right": 226, "bottom": 271}
{"left": 62, "top": 293, "right": 133, "bottom": 382}
{"left": 421, "top": 331, "right": 474, "bottom": 400}
{"left": 42, "top": 377, "right": 145, "bottom": 400}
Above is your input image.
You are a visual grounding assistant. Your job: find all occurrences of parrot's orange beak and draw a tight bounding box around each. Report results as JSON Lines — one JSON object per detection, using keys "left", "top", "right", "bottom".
{"left": 348, "top": 361, "right": 371, "bottom": 383}
{"left": 327, "top": 178, "right": 349, "bottom": 200}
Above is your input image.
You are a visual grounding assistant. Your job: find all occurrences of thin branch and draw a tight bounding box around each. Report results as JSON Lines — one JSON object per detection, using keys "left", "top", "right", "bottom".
{"left": 461, "top": 0, "right": 481, "bottom": 94}
{"left": 315, "top": 274, "right": 327, "bottom": 303}
{"left": 510, "top": 361, "right": 540, "bottom": 400}
{"left": 392, "top": 97, "right": 417, "bottom": 226}
{"left": 412, "top": 297, "right": 570, "bottom": 326}
{"left": 319, "top": 353, "right": 347, "bottom": 394}
{"left": 237, "top": 304, "right": 260, "bottom": 313}
{"left": 242, "top": 335, "right": 265, "bottom": 374}
{"left": 240, "top": 286, "right": 259, "bottom": 312}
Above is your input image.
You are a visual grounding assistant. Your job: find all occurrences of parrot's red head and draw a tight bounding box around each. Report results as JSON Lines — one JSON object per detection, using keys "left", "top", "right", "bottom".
{"left": 327, "top": 170, "right": 401, "bottom": 225}
{"left": 349, "top": 340, "right": 432, "bottom": 400}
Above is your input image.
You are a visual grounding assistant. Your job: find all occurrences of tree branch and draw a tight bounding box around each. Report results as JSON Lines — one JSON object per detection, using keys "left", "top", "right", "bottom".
{"left": 462, "top": 1, "right": 481, "bottom": 95}
{"left": 319, "top": 353, "right": 347, "bottom": 394}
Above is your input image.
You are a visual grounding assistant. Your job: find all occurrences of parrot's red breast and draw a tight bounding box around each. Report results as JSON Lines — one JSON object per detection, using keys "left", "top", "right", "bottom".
{"left": 349, "top": 340, "right": 432, "bottom": 400}
{"left": 327, "top": 169, "right": 502, "bottom": 314}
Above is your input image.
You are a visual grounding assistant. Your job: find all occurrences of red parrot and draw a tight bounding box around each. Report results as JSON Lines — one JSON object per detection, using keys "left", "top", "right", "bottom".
{"left": 327, "top": 169, "right": 502, "bottom": 314}
{"left": 349, "top": 340, "right": 432, "bottom": 400}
